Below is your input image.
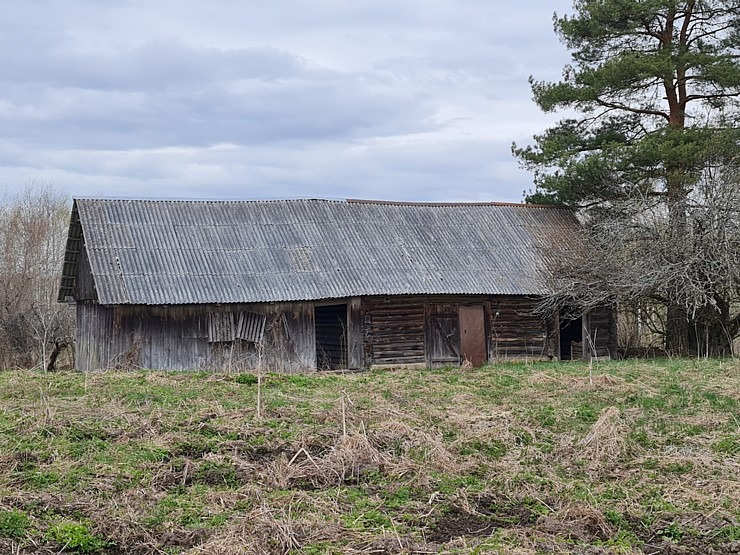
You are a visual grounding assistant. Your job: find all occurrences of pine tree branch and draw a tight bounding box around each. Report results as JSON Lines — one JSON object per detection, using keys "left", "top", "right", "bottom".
{"left": 685, "top": 91, "right": 740, "bottom": 102}
{"left": 594, "top": 98, "right": 670, "bottom": 121}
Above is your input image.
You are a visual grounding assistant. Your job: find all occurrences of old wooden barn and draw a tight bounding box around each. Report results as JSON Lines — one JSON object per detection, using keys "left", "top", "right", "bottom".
{"left": 58, "top": 198, "right": 616, "bottom": 372}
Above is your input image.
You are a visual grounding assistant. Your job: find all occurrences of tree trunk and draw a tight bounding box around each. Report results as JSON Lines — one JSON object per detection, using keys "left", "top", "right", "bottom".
{"left": 664, "top": 157, "right": 692, "bottom": 354}
{"left": 46, "top": 340, "right": 67, "bottom": 372}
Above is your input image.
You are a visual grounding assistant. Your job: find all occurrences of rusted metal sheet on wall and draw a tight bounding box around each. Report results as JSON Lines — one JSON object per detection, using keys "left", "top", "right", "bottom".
{"left": 459, "top": 304, "right": 487, "bottom": 367}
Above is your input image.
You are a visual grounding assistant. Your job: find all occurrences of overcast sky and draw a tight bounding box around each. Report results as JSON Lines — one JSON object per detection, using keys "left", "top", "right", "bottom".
{"left": 0, "top": 1, "right": 575, "bottom": 203}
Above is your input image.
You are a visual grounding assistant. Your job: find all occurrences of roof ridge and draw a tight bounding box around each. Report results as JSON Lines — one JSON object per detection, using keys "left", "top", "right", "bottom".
{"left": 73, "top": 197, "right": 342, "bottom": 204}
{"left": 345, "top": 199, "right": 567, "bottom": 208}
{"left": 74, "top": 197, "right": 568, "bottom": 209}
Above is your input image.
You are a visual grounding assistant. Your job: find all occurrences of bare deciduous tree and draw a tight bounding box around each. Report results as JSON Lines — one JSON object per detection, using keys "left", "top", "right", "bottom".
{"left": 0, "top": 184, "right": 74, "bottom": 370}
{"left": 542, "top": 159, "right": 740, "bottom": 356}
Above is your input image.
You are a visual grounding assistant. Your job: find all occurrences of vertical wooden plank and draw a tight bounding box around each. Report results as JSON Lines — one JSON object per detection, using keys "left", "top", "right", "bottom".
{"left": 428, "top": 301, "right": 461, "bottom": 366}
{"left": 74, "top": 241, "right": 98, "bottom": 301}
{"left": 297, "top": 301, "right": 316, "bottom": 371}
{"left": 75, "top": 302, "right": 89, "bottom": 371}
{"left": 315, "top": 304, "right": 348, "bottom": 369}
{"left": 424, "top": 300, "right": 432, "bottom": 368}
{"left": 270, "top": 301, "right": 316, "bottom": 372}
{"left": 553, "top": 311, "right": 561, "bottom": 361}
{"left": 347, "top": 297, "right": 363, "bottom": 369}
{"left": 76, "top": 302, "right": 113, "bottom": 371}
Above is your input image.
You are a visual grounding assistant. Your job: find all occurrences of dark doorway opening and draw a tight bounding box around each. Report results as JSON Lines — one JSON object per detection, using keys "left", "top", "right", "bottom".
{"left": 315, "top": 304, "right": 347, "bottom": 370}
{"left": 559, "top": 311, "right": 582, "bottom": 360}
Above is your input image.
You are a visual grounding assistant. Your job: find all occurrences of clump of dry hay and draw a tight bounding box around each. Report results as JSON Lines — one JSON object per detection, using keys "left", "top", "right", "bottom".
{"left": 371, "top": 419, "right": 458, "bottom": 472}
{"left": 537, "top": 502, "right": 613, "bottom": 543}
{"left": 527, "top": 371, "right": 563, "bottom": 386}
{"left": 528, "top": 370, "right": 630, "bottom": 393}
{"left": 189, "top": 493, "right": 343, "bottom": 555}
{"left": 577, "top": 407, "right": 627, "bottom": 467}
{"left": 263, "top": 431, "right": 391, "bottom": 489}
{"left": 573, "top": 373, "right": 627, "bottom": 391}
{"left": 261, "top": 418, "right": 462, "bottom": 491}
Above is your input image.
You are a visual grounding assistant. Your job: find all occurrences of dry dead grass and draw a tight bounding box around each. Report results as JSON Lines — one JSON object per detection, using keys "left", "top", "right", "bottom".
{"left": 576, "top": 406, "right": 628, "bottom": 467}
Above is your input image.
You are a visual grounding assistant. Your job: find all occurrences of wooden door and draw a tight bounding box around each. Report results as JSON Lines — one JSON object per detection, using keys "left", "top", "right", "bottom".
{"left": 428, "top": 304, "right": 461, "bottom": 366}
{"left": 459, "top": 304, "right": 487, "bottom": 366}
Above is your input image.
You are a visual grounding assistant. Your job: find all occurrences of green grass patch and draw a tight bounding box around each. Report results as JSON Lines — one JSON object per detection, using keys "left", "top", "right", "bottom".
{"left": 45, "top": 521, "right": 108, "bottom": 553}
{"left": 0, "top": 509, "right": 30, "bottom": 539}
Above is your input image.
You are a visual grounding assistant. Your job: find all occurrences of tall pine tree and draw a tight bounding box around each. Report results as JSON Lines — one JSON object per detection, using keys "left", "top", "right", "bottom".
{"left": 514, "top": 0, "right": 740, "bottom": 354}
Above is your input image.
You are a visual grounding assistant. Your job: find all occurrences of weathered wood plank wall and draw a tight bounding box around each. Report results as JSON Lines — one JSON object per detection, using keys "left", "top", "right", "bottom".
{"left": 347, "top": 298, "right": 363, "bottom": 370}
{"left": 76, "top": 302, "right": 316, "bottom": 372}
{"left": 76, "top": 301, "right": 112, "bottom": 370}
{"left": 74, "top": 242, "right": 97, "bottom": 301}
{"left": 426, "top": 301, "right": 463, "bottom": 366}
{"left": 362, "top": 295, "right": 554, "bottom": 368}
{"left": 76, "top": 294, "right": 612, "bottom": 372}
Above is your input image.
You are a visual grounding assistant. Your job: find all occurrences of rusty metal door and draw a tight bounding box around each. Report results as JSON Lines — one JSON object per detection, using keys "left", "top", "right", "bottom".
{"left": 459, "top": 305, "right": 487, "bottom": 366}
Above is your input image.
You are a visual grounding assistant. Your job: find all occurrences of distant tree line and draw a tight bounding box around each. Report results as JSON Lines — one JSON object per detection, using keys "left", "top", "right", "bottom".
{"left": 0, "top": 185, "right": 74, "bottom": 370}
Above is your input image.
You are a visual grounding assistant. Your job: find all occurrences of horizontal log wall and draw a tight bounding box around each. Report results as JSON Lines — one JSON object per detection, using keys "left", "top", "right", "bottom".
{"left": 76, "top": 295, "right": 613, "bottom": 371}
{"left": 363, "top": 297, "right": 426, "bottom": 366}
{"left": 363, "top": 295, "right": 554, "bottom": 367}
{"left": 489, "top": 297, "right": 551, "bottom": 360}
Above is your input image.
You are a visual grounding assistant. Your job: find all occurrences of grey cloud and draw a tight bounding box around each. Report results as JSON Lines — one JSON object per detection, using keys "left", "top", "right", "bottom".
{"left": 0, "top": 35, "right": 315, "bottom": 91}
{"left": 0, "top": 74, "right": 435, "bottom": 151}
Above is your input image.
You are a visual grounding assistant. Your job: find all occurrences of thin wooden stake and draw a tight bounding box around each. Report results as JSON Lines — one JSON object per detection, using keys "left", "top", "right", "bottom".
{"left": 256, "top": 373, "right": 262, "bottom": 419}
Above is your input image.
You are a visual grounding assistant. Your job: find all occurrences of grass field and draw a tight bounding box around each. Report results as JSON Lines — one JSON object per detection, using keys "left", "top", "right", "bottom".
{"left": 0, "top": 359, "right": 738, "bottom": 554}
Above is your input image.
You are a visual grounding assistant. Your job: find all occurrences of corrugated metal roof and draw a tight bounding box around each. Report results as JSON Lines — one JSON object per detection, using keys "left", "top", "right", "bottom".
{"left": 58, "top": 198, "right": 580, "bottom": 305}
